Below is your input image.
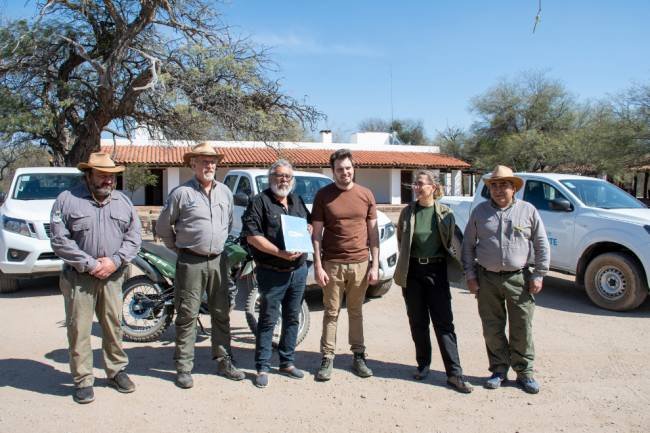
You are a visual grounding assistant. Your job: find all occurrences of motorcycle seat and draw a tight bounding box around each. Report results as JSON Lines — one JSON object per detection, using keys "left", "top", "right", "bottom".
{"left": 141, "top": 240, "right": 178, "bottom": 264}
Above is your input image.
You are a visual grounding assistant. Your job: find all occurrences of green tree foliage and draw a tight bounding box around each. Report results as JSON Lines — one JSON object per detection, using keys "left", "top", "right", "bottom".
{"left": 123, "top": 164, "right": 158, "bottom": 199}
{"left": 358, "top": 118, "right": 428, "bottom": 145}
{"left": 0, "top": 1, "right": 322, "bottom": 166}
{"left": 0, "top": 145, "right": 50, "bottom": 192}
{"left": 464, "top": 71, "right": 647, "bottom": 179}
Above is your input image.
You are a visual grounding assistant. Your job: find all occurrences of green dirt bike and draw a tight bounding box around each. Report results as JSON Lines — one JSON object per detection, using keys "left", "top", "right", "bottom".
{"left": 120, "top": 238, "right": 310, "bottom": 346}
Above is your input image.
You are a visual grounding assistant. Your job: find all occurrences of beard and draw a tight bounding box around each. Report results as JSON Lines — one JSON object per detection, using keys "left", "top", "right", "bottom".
{"left": 202, "top": 170, "right": 215, "bottom": 182}
{"left": 90, "top": 183, "right": 113, "bottom": 199}
{"left": 271, "top": 181, "right": 293, "bottom": 198}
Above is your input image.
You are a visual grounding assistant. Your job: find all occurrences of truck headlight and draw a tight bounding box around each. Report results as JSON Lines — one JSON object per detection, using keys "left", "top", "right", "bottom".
{"left": 380, "top": 222, "right": 396, "bottom": 242}
{"left": 2, "top": 215, "right": 34, "bottom": 237}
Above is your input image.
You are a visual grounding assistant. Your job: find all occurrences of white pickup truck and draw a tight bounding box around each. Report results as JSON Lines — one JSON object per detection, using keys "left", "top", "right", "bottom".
{"left": 222, "top": 169, "right": 399, "bottom": 297}
{"left": 440, "top": 173, "right": 650, "bottom": 311}
{"left": 0, "top": 167, "right": 83, "bottom": 292}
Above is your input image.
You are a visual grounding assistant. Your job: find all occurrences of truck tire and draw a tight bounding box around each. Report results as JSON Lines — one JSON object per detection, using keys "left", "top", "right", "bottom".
{"left": 584, "top": 252, "right": 648, "bottom": 311}
{"left": 245, "top": 280, "right": 310, "bottom": 348}
{"left": 366, "top": 280, "right": 392, "bottom": 298}
{"left": 0, "top": 276, "right": 19, "bottom": 293}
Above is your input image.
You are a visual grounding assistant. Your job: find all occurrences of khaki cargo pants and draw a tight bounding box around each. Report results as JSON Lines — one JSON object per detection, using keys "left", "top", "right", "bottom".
{"left": 477, "top": 267, "right": 536, "bottom": 378}
{"left": 59, "top": 266, "right": 128, "bottom": 388}
{"left": 320, "top": 260, "right": 369, "bottom": 358}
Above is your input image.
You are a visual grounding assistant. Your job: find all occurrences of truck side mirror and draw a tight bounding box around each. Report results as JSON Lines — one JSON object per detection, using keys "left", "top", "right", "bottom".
{"left": 234, "top": 192, "right": 249, "bottom": 207}
{"left": 549, "top": 197, "right": 573, "bottom": 212}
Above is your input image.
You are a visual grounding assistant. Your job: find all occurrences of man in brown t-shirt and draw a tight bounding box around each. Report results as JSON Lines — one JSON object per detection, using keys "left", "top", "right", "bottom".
{"left": 311, "top": 149, "right": 379, "bottom": 381}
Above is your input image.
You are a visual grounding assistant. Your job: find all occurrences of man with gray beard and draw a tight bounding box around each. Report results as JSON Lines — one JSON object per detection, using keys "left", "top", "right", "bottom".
{"left": 242, "top": 160, "right": 311, "bottom": 388}
{"left": 157, "top": 142, "right": 244, "bottom": 389}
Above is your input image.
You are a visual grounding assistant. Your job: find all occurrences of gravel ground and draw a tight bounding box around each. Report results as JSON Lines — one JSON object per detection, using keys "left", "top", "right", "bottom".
{"left": 1, "top": 273, "right": 650, "bottom": 433}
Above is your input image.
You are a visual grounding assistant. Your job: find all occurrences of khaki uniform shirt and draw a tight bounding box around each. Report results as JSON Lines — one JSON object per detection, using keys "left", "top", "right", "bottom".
{"left": 50, "top": 183, "right": 142, "bottom": 273}
{"left": 461, "top": 198, "right": 550, "bottom": 281}
{"left": 156, "top": 178, "right": 233, "bottom": 256}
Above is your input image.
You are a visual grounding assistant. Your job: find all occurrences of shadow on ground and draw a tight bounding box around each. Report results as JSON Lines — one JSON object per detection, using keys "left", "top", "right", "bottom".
{"left": 0, "top": 277, "right": 60, "bottom": 298}
{"left": 2, "top": 340, "right": 485, "bottom": 398}
{"left": 452, "top": 274, "right": 650, "bottom": 317}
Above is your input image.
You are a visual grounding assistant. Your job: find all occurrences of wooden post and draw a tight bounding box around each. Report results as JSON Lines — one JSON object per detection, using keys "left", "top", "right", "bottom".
{"left": 644, "top": 172, "right": 649, "bottom": 199}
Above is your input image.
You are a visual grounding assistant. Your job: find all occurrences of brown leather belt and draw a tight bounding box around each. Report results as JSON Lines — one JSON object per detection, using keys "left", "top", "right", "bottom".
{"left": 478, "top": 265, "right": 523, "bottom": 275}
{"left": 179, "top": 248, "right": 220, "bottom": 259}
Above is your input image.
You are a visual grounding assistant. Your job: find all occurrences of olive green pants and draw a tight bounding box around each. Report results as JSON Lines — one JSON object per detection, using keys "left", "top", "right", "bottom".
{"left": 174, "top": 251, "right": 230, "bottom": 373}
{"left": 59, "top": 266, "right": 128, "bottom": 388}
{"left": 477, "top": 267, "right": 535, "bottom": 378}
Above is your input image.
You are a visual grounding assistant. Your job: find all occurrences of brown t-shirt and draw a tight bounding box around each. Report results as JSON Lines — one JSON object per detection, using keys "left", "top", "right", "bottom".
{"left": 312, "top": 183, "right": 377, "bottom": 263}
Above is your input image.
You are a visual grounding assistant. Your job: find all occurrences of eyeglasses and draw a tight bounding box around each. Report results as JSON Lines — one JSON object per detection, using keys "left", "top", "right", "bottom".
{"left": 271, "top": 173, "right": 293, "bottom": 180}
{"left": 411, "top": 182, "right": 433, "bottom": 188}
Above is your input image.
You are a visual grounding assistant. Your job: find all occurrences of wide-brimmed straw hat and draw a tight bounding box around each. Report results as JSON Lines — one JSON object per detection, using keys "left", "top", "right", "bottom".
{"left": 484, "top": 165, "right": 524, "bottom": 191}
{"left": 77, "top": 153, "right": 125, "bottom": 173}
{"left": 183, "top": 142, "right": 225, "bottom": 166}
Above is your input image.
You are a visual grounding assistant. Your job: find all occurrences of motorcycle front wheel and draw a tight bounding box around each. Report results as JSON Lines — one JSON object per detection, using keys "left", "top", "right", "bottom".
{"left": 121, "top": 276, "right": 173, "bottom": 343}
{"left": 244, "top": 275, "right": 311, "bottom": 348}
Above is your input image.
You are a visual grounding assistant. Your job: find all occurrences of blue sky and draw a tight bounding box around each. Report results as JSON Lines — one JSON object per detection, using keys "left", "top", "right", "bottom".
{"left": 3, "top": 1, "right": 650, "bottom": 140}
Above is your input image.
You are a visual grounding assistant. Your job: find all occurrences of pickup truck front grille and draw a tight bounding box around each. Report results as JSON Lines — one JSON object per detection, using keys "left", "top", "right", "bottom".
{"left": 43, "top": 223, "right": 51, "bottom": 238}
{"left": 37, "top": 252, "right": 58, "bottom": 261}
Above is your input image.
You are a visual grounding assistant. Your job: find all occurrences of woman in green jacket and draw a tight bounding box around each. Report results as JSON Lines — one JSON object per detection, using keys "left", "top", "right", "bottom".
{"left": 394, "top": 170, "right": 472, "bottom": 393}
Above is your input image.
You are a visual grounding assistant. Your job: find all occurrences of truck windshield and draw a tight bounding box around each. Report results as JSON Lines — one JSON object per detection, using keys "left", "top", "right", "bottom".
{"left": 256, "top": 175, "right": 332, "bottom": 204}
{"left": 12, "top": 173, "right": 84, "bottom": 200}
{"left": 560, "top": 179, "right": 646, "bottom": 209}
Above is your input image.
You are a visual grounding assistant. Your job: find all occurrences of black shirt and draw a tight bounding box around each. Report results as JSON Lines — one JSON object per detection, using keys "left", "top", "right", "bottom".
{"left": 241, "top": 189, "right": 311, "bottom": 269}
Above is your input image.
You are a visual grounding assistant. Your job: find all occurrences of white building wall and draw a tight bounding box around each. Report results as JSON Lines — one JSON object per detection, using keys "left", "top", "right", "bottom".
{"left": 145, "top": 166, "right": 412, "bottom": 205}
{"left": 389, "top": 169, "right": 401, "bottom": 204}
{"left": 354, "top": 168, "right": 392, "bottom": 204}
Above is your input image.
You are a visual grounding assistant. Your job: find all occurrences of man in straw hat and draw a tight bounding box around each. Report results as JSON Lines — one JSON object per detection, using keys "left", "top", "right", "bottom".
{"left": 157, "top": 142, "right": 245, "bottom": 389}
{"left": 50, "top": 152, "right": 142, "bottom": 404}
{"left": 461, "top": 165, "right": 550, "bottom": 394}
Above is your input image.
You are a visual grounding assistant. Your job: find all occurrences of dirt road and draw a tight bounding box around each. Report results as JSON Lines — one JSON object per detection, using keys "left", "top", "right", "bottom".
{"left": 1, "top": 274, "right": 649, "bottom": 433}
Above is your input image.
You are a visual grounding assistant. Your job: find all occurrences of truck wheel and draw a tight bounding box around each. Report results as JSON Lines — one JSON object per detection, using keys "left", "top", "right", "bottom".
{"left": 584, "top": 252, "right": 648, "bottom": 311}
{"left": 0, "top": 276, "right": 19, "bottom": 293}
{"left": 366, "top": 280, "right": 392, "bottom": 298}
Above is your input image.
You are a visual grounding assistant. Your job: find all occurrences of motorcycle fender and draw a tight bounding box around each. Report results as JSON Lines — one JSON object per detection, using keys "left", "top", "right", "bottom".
{"left": 132, "top": 255, "right": 167, "bottom": 284}
{"left": 241, "top": 261, "right": 255, "bottom": 277}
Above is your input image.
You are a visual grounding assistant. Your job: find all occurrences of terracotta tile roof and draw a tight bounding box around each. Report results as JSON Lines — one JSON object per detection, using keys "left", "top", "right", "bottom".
{"left": 103, "top": 145, "right": 470, "bottom": 169}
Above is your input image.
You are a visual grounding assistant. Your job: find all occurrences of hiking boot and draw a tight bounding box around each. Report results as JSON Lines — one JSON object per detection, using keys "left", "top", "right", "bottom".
{"left": 315, "top": 357, "right": 333, "bottom": 381}
{"left": 175, "top": 372, "right": 194, "bottom": 389}
{"left": 108, "top": 371, "right": 135, "bottom": 393}
{"left": 279, "top": 365, "right": 304, "bottom": 379}
{"left": 351, "top": 353, "right": 373, "bottom": 378}
{"left": 255, "top": 371, "right": 269, "bottom": 388}
{"left": 216, "top": 355, "right": 245, "bottom": 381}
{"left": 413, "top": 365, "right": 430, "bottom": 380}
{"left": 484, "top": 372, "right": 506, "bottom": 390}
{"left": 516, "top": 376, "right": 540, "bottom": 394}
{"left": 447, "top": 375, "right": 474, "bottom": 394}
{"left": 73, "top": 386, "right": 95, "bottom": 404}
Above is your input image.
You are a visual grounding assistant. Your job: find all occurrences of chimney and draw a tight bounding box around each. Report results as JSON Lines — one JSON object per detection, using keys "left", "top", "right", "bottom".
{"left": 320, "top": 129, "right": 333, "bottom": 144}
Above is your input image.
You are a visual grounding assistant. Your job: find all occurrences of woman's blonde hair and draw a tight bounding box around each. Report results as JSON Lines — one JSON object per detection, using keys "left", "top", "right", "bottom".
{"left": 414, "top": 170, "right": 444, "bottom": 200}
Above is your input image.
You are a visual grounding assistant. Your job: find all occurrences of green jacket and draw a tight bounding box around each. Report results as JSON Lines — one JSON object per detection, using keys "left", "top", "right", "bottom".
{"left": 393, "top": 200, "right": 463, "bottom": 288}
